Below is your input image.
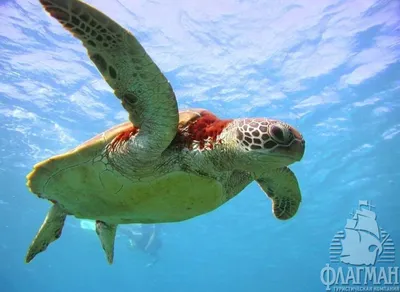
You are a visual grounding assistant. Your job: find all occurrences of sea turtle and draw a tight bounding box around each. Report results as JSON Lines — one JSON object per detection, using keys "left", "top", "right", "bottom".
{"left": 26, "top": 0, "right": 306, "bottom": 264}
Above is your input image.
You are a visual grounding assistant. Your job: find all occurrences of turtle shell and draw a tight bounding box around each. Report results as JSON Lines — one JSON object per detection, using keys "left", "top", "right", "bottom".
{"left": 26, "top": 109, "right": 231, "bottom": 224}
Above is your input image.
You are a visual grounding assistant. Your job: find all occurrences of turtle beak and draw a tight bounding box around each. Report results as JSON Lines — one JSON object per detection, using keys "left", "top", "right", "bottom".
{"left": 273, "top": 127, "right": 305, "bottom": 163}
{"left": 291, "top": 138, "right": 305, "bottom": 161}
{"left": 289, "top": 127, "right": 305, "bottom": 161}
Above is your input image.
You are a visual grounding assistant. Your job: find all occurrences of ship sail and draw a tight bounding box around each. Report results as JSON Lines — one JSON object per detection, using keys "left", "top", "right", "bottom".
{"left": 354, "top": 210, "right": 380, "bottom": 238}
{"left": 341, "top": 229, "right": 361, "bottom": 257}
{"left": 345, "top": 219, "right": 357, "bottom": 229}
{"left": 341, "top": 228, "right": 383, "bottom": 265}
{"left": 340, "top": 200, "right": 383, "bottom": 265}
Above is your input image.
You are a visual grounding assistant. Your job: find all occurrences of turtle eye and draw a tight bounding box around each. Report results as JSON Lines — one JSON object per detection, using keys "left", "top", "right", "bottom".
{"left": 270, "top": 125, "right": 285, "bottom": 143}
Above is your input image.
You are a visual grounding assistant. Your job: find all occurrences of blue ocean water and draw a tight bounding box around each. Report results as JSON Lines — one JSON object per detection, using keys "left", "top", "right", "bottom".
{"left": 1, "top": 0, "right": 399, "bottom": 291}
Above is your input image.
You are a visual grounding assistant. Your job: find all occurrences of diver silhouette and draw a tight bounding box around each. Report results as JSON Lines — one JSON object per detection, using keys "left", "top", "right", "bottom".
{"left": 119, "top": 224, "right": 162, "bottom": 267}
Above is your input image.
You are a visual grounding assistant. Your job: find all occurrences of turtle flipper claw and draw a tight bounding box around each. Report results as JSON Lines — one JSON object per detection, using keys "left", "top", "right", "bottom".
{"left": 25, "top": 203, "right": 67, "bottom": 263}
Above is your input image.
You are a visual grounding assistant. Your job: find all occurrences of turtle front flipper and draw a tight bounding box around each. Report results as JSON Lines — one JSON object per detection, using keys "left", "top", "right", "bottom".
{"left": 256, "top": 167, "right": 302, "bottom": 220}
{"left": 25, "top": 203, "right": 67, "bottom": 263}
{"left": 39, "top": 0, "right": 179, "bottom": 163}
{"left": 95, "top": 221, "right": 117, "bottom": 264}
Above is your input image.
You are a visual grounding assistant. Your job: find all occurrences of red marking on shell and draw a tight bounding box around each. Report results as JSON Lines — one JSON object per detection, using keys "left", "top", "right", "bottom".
{"left": 109, "top": 125, "right": 138, "bottom": 150}
{"left": 107, "top": 110, "right": 231, "bottom": 152}
{"left": 178, "top": 110, "right": 232, "bottom": 150}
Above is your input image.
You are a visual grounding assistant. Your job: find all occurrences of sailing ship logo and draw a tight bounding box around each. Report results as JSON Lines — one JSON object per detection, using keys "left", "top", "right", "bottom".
{"left": 321, "top": 200, "right": 399, "bottom": 291}
{"left": 329, "top": 200, "right": 395, "bottom": 265}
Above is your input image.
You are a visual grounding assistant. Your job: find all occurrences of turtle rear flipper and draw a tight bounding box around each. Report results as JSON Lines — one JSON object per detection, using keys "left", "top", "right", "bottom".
{"left": 25, "top": 203, "right": 67, "bottom": 263}
{"left": 95, "top": 221, "right": 117, "bottom": 264}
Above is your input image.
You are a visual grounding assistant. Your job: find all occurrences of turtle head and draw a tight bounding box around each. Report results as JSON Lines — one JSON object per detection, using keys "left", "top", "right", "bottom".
{"left": 233, "top": 118, "right": 305, "bottom": 170}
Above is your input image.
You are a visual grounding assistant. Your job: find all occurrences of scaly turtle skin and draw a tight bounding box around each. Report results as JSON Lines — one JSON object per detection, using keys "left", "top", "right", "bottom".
{"left": 26, "top": 0, "right": 306, "bottom": 264}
